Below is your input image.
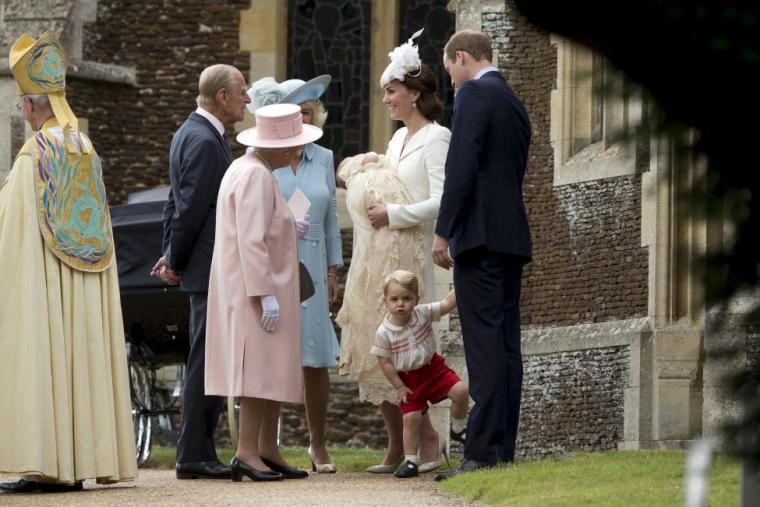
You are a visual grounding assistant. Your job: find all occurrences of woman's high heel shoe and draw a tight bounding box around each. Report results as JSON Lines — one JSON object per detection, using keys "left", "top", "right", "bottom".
{"left": 366, "top": 454, "right": 404, "bottom": 473}
{"left": 307, "top": 446, "right": 337, "bottom": 474}
{"left": 230, "top": 457, "right": 284, "bottom": 482}
{"left": 418, "top": 438, "right": 449, "bottom": 473}
{"left": 261, "top": 457, "right": 309, "bottom": 479}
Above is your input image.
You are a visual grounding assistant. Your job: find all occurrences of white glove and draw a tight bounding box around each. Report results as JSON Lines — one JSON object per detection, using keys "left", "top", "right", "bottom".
{"left": 260, "top": 295, "right": 280, "bottom": 332}
{"left": 295, "top": 215, "right": 310, "bottom": 240}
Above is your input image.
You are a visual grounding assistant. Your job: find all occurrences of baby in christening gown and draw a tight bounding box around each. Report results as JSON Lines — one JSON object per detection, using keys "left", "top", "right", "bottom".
{"left": 336, "top": 153, "right": 427, "bottom": 405}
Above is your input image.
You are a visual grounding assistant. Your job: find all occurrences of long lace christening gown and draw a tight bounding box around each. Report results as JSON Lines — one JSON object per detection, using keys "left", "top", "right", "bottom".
{"left": 336, "top": 155, "right": 426, "bottom": 405}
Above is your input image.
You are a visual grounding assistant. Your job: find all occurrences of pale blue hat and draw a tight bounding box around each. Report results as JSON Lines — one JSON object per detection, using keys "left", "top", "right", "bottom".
{"left": 281, "top": 75, "right": 331, "bottom": 105}
{"left": 246, "top": 77, "right": 286, "bottom": 114}
{"left": 247, "top": 75, "right": 331, "bottom": 114}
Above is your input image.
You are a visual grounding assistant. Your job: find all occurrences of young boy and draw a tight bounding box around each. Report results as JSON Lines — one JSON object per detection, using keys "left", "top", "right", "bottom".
{"left": 371, "top": 270, "right": 469, "bottom": 478}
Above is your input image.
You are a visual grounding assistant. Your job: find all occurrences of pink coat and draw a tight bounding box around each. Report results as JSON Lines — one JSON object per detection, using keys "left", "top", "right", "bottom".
{"left": 205, "top": 153, "right": 303, "bottom": 402}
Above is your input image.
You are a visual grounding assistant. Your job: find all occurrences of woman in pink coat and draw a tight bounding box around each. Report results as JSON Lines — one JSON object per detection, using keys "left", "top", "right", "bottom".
{"left": 205, "top": 103, "right": 322, "bottom": 482}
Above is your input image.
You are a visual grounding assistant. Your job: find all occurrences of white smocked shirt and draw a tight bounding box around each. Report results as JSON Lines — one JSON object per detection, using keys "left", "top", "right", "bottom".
{"left": 370, "top": 302, "right": 442, "bottom": 372}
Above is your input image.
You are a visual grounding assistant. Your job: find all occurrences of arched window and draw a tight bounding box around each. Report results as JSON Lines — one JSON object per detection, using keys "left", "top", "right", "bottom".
{"left": 288, "top": 0, "right": 373, "bottom": 162}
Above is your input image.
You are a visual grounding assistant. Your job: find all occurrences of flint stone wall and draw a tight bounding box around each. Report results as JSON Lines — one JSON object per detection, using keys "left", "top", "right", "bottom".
{"left": 517, "top": 346, "right": 629, "bottom": 457}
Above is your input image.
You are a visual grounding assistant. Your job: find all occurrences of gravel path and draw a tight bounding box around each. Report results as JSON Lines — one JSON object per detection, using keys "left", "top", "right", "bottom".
{"left": 0, "top": 470, "right": 479, "bottom": 506}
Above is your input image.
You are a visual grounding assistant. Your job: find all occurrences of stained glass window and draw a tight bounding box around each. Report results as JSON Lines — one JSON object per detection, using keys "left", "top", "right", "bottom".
{"left": 399, "top": 0, "right": 455, "bottom": 127}
{"left": 287, "top": 0, "right": 372, "bottom": 162}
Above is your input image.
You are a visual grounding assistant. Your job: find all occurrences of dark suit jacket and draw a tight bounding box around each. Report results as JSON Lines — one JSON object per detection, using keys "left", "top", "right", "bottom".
{"left": 435, "top": 71, "right": 532, "bottom": 261}
{"left": 162, "top": 112, "right": 232, "bottom": 293}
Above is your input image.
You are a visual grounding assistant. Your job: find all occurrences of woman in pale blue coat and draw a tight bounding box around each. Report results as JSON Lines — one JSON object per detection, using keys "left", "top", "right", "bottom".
{"left": 248, "top": 75, "right": 342, "bottom": 472}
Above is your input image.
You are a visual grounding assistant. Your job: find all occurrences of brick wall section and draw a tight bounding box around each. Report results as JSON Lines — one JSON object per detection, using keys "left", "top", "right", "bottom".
{"left": 516, "top": 346, "right": 629, "bottom": 457}
{"left": 486, "top": 3, "right": 649, "bottom": 327}
{"left": 529, "top": 176, "right": 649, "bottom": 324}
{"left": 67, "top": 0, "right": 251, "bottom": 205}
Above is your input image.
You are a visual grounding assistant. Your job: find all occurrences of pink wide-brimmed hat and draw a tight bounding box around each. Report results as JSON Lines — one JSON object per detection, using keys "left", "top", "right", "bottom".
{"left": 236, "top": 103, "right": 322, "bottom": 149}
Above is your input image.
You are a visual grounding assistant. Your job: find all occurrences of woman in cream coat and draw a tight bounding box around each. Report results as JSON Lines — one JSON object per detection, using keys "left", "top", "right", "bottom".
{"left": 338, "top": 61, "right": 451, "bottom": 474}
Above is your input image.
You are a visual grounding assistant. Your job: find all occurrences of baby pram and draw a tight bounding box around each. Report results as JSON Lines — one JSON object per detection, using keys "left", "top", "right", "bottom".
{"left": 111, "top": 186, "right": 189, "bottom": 465}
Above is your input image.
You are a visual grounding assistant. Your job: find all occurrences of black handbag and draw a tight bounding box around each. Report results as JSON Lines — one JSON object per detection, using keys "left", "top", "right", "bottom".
{"left": 299, "top": 262, "right": 315, "bottom": 302}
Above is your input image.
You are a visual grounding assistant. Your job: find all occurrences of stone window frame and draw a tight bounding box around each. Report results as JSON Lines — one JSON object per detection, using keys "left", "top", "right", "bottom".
{"left": 550, "top": 36, "right": 642, "bottom": 186}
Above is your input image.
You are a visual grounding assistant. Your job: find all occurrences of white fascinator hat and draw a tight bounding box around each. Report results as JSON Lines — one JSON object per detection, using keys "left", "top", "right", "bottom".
{"left": 237, "top": 103, "right": 323, "bottom": 149}
{"left": 380, "top": 28, "right": 424, "bottom": 87}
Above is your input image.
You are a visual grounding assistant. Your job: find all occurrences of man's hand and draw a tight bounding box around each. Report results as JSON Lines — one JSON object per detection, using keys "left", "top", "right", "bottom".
{"left": 432, "top": 234, "right": 454, "bottom": 270}
{"left": 367, "top": 203, "right": 389, "bottom": 229}
{"left": 150, "top": 256, "right": 182, "bottom": 286}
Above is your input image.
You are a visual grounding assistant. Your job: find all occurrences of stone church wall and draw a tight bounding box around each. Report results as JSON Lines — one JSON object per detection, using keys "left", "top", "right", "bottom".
{"left": 68, "top": 0, "right": 251, "bottom": 204}
{"left": 489, "top": 4, "right": 649, "bottom": 328}
{"left": 479, "top": 2, "right": 647, "bottom": 456}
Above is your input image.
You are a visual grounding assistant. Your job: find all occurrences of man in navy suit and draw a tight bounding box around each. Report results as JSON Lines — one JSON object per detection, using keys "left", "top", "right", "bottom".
{"left": 432, "top": 30, "right": 531, "bottom": 480}
{"left": 152, "top": 64, "right": 251, "bottom": 479}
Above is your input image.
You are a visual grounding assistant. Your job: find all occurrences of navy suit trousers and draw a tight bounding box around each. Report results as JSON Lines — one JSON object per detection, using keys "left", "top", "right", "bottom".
{"left": 454, "top": 247, "right": 523, "bottom": 464}
{"left": 176, "top": 292, "right": 225, "bottom": 464}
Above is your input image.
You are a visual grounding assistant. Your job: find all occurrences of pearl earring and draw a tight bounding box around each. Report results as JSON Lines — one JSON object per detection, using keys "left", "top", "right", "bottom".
{"left": 412, "top": 101, "right": 416, "bottom": 108}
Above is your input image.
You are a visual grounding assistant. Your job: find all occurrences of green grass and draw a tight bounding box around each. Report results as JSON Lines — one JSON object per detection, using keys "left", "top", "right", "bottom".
{"left": 145, "top": 448, "right": 739, "bottom": 506}
{"left": 145, "top": 445, "right": 426, "bottom": 473}
{"left": 438, "top": 451, "right": 740, "bottom": 507}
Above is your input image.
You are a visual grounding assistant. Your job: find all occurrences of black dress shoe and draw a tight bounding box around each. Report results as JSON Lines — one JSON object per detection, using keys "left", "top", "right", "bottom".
{"left": 434, "top": 458, "right": 493, "bottom": 481}
{"left": 176, "top": 460, "right": 232, "bottom": 480}
{"left": 230, "top": 457, "right": 283, "bottom": 482}
{"left": 393, "top": 460, "right": 419, "bottom": 478}
{"left": 0, "top": 478, "right": 83, "bottom": 493}
{"left": 261, "top": 457, "right": 308, "bottom": 479}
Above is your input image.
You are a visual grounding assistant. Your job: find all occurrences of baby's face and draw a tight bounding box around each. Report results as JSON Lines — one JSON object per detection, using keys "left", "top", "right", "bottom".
{"left": 383, "top": 281, "right": 419, "bottom": 322}
{"left": 361, "top": 152, "right": 379, "bottom": 165}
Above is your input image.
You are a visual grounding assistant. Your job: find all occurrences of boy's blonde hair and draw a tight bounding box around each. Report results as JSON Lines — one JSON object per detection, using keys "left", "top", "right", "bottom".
{"left": 383, "top": 270, "right": 419, "bottom": 296}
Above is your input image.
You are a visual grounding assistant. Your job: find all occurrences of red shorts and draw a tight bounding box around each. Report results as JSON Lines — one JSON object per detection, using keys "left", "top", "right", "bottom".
{"left": 398, "top": 353, "right": 461, "bottom": 414}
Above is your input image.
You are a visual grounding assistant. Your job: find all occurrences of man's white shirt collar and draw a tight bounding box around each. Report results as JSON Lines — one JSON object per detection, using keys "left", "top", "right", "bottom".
{"left": 195, "top": 107, "right": 225, "bottom": 137}
{"left": 475, "top": 66, "right": 500, "bottom": 80}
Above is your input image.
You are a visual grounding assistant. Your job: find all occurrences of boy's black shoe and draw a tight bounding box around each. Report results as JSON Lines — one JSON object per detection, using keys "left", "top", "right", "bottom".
{"left": 450, "top": 427, "right": 467, "bottom": 444}
{"left": 394, "top": 460, "right": 419, "bottom": 478}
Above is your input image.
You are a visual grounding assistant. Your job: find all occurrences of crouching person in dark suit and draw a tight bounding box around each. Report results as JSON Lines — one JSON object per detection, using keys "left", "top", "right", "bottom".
{"left": 432, "top": 30, "right": 532, "bottom": 481}
{"left": 151, "top": 64, "right": 251, "bottom": 480}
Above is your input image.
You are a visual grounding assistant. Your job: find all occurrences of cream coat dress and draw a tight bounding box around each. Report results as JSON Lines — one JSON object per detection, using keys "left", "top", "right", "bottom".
{"left": 386, "top": 122, "right": 450, "bottom": 302}
{"left": 338, "top": 122, "right": 450, "bottom": 405}
{"left": 0, "top": 128, "right": 137, "bottom": 485}
{"left": 205, "top": 153, "right": 303, "bottom": 402}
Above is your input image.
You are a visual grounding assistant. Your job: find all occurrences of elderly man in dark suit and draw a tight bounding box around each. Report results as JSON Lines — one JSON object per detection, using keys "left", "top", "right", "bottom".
{"left": 151, "top": 64, "right": 251, "bottom": 480}
{"left": 432, "top": 30, "right": 532, "bottom": 480}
